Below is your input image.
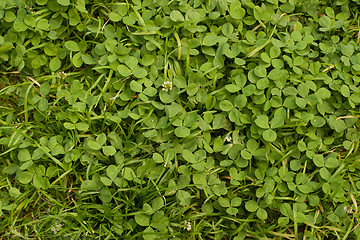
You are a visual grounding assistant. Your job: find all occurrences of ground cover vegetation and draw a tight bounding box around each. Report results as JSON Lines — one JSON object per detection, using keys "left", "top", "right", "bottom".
{"left": 1, "top": 0, "right": 360, "bottom": 239}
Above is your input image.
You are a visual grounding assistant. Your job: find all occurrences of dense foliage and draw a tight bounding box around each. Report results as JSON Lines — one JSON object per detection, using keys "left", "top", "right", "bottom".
{"left": 1, "top": 0, "right": 360, "bottom": 239}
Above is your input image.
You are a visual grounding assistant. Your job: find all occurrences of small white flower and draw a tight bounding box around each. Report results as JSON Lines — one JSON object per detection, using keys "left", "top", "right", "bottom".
{"left": 51, "top": 226, "right": 58, "bottom": 234}
{"left": 51, "top": 221, "right": 63, "bottom": 235}
{"left": 225, "top": 134, "right": 232, "bottom": 142}
{"left": 184, "top": 220, "right": 191, "bottom": 231}
{"left": 57, "top": 71, "right": 67, "bottom": 79}
{"left": 56, "top": 222, "right": 63, "bottom": 228}
{"left": 162, "top": 81, "right": 173, "bottom": 91}
{"left": 344, "top": 205, "right": 353, "bottom": 214}
{"left": 164, "top": 162, "right": 170, "bottom": 168}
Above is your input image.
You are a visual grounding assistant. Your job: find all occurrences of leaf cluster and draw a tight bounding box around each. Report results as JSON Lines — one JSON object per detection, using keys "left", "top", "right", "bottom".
{"left": 1, "top": 0, "right": 360, "bottom": 239}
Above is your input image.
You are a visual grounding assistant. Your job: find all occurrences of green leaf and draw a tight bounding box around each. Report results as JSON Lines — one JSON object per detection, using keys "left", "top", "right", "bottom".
{"left": 262, "top": 129, "right": 277, "bottom": 142}
{"left": 231, "top": 197, "right": 242, "bottom": 207}
{"left": 75, "top": 0, "right": 87, "bottom": 13}
{"left": 245, "top": 200, "right": 259, "bottom": 212}
{"left": 182, "top": 149, "right": 196, "bottom": 163}
{"left": 37, "top": 19, "right": 49, "bottom": 30}
{"left": 14, "top": 19, "right": 28, "bottom": 32}
{"left": 235, "top": 58, "right": 246, "bottom": 65}
{"left": 9, "top": 187, "right": 21, "bottom": 198}
{"left": 51, "top": 144, "right": 65, "bottom": 155}
{"left": 18, "top": 149, "right": 31, "bottom": 161}
{"left": 218, "top": 197, "right": 230, "bottom": 208}
{"left": 36, "top": 0, "right": 48, "bottom": 5}
{"left": 117, "top": 64, "right": 132, "bottom": 77}
{"left": 107, "top": 165, "right": 119, "bottom": 180}
{"left": 142, "top": 54, "right": 155, "bottom": 66}
{"left": 255, "top": 115, "right": 269, "bottom": 129}
{"left": 20, "top": 160, "right": 33, "bottom": 170}
{"left": 319, "top": 16, "right": 331, "bottom": 30}
{"left": 325, "top": 157, "right": 339, "bottom": 168}
{"left": 18, "top": 171, "right": 33, "bottom": 184}
{"left": 257, "top": 208, "right": 268, "bottom": 220}
{"left": 49, "top": 57, "right": 61, "bottom": 71}
{"left": 350, "top": 92, "right": 360, "bottom": 104}
{"left": 64, "top": 122, "right": 75, "bottom": 130}
{"left": 313, "top": 155, "right": 324, "bottom": 167}
{"left": 32, "top": 148, "right": 44, "bottom": 160}
{"left": 319, "top": 167, "right": 330, "bottom": 180}
{"left": 174, "top": 126, "right": 190, "bottom": 138}
{"left": 65, "top": 41, "right": 80, "bottom": 51}
{"left": 261, "top": 52, "right": 271, "bottom": 63}
{"left": 130, "top": 80, "right": 143, "bottom": 92}
{"left": 143, "top": 203, "right": 154, "bottom": 215}
{"left": 193, "top": 173, "right": 207, "bottom": 189}
{"left": 226, "top": 207, "right": 238, "bottom": 215}
{"left": 183, "top": 112, "right": 198, "bottom": 127}
{"left": 144, "top": 129, "right": 158, "bottom": 138}
{"left": 75, "top": 122, "right": 89, "bottom": 131}
{"left": 328, "top": 116, "right": 346, "bottom": 133}
{"left": 203, "top": 34, "right": 219, "bottom": 46}
{"left": 269, "top": 46, "right": 281, "bottom": 58}
{"left": 176, "top": 190, "right": 191, "bottom": 206}
{"left": 219, "top": 100, "right": 233, "bottom": 111}
{"left": 96, "top": 133, "right": 107, "bottom": 146}
{"left": 202, "top": 202, "right": 214, "bottom": 214}
{"left": 256, "top": 78, "right": 269, "bottom": 90}
{"left": 143, "top": 87, "right": 157, "bottom": 97}
{"left": 185, "top": 83, "right": 197, "bottom": 97}
{"left": 72, "top": 52, "right": 83, "bottom": 68}
{"left": 88, "top": 140, "right": 102, "bottom": 150}
{"left": 298, "top": 184, "right": 311, "bottom": 194}
{"left": 57, "top": 0, "right": 70, "bottom": 6}
{"left": 102, "top": 146, "right": 116, "bottom": 156}
{"left": 133, "top": 66, "right": 147, "bottom": 78}
{"left": 341, "top": 44, "right": 354, "bottom": 57}
{"left": 229, "top": 0, "right": 245, "bottom": 19}
{"left": 270, "top": 115, "right": 284, "bottom": 129}
{"left": 143, "top": 227, "right": 156, "bottom": 240}
{"left": 325, "top": 7, "right": 335, "bottom": 18}
{"left": 150, "top": 212, "right": 168, "bottom": 230}
{"left": 123, "top": 167, "right": 136, "bottom": 181}
{"left": 295, "top": 98, "right": 307, "bottom": 108}
{"left": 340, "top": 85, "right": 350, "bottom": 97}
{"left": 254, "top": 66, "right": 267, "bottom": 78}
{"left": 298, "top": 141, "right": 307, "bottom": 152}
{"left": 311, "top": 116, "right": 326, "bottom": 127}
{"left": 38, "top": 98, "right": 48, "bottom": 111}
{"left": 170, "top": 10, "right": 184, "bottom": 22}
{"left": 234, "top": 95, "right": 247, "bottom": 109}
{"left": 125, "top": 56, "right": 138, "bottom": 69}
{"left": 152, "top": 197, "right": 164, "bottom": 211}
{"left": 222, "top": 23, "right": 233, "bottom": 37}
{"left": 268, "top": 69, "right": 283, "bottom": 80}
{"left": 152, "top": 153, "right": 163, "bottom": 163}
{"left": 241, "top": 149, "right": 252, "bottom": 160}
{"left": 81, "top": 179, "right": 99, "bottom": 191}
{"left": 99, "top": 188, "right": 112, "bottom": 203}
{"left": 109, "top": 12, "right": 122, "bottom": 22}
{"left": 100, "top": 176, "right": 112, "bottom": 186}
{"left": 212, "top": 114, "right": 226, "bottom": 129}
{"left": 280, "top": 2, "right": 295, "bottom": 13}
{"left": 315, "top": 88, "right": 331, "bottom": 99}
{"left": 225, "top": 84, "right": 241, "bottom": 93}
{"left": 82, "top": 54, "right": 96, "bottom": 65}
{"left": 164, "top": 149, "right": 175, "bottom": 161}
{"left": 4, "top": 11, "right": 16, "bottom": 22}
